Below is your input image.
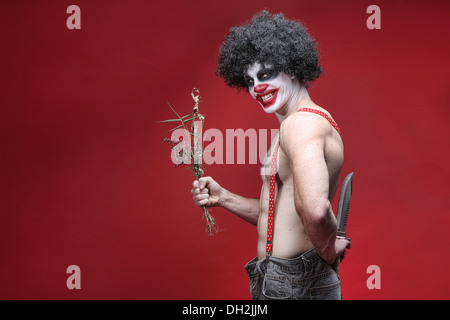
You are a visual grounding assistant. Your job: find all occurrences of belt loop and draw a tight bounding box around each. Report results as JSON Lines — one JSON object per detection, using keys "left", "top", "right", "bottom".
{"left": 302, "top": 255, "right": 310, "bottom": 275}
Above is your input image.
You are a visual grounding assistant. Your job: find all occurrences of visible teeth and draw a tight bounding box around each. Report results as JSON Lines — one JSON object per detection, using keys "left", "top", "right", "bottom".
{"left": 261, "top": 92, "right": 274, "bottom": 102}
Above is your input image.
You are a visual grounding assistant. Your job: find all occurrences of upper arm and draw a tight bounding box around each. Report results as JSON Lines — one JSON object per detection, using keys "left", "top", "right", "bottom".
{"left": 279, "top": 114, "right": 331, "bottom": 219}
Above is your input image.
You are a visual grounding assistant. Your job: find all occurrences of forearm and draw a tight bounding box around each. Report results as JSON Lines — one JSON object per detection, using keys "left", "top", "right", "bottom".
{"left": 302, "top": 202, "right": 338, "bottom": 263}
{"left": 219, "top": 189, "right": 260, "bottom": 226}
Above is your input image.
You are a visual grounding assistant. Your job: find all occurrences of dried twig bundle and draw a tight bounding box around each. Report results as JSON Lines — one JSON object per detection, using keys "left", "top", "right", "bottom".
{"left": 160, "top": 88, "right": 217, "bottom": 235}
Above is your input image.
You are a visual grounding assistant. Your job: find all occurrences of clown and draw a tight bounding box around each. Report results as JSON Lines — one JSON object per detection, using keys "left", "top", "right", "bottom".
{"left": 192, "top": 11, "right": 351, "bottom": 300}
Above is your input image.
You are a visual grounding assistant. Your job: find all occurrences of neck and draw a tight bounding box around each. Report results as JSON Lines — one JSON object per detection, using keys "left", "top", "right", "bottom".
{"left": 275, "top": 85, "right": 310, "bottom": 123}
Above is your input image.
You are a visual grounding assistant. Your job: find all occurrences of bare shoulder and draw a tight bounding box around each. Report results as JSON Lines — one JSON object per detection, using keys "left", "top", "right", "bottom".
{"left": 280, "top": 108, "right": 334, "bottom": 145}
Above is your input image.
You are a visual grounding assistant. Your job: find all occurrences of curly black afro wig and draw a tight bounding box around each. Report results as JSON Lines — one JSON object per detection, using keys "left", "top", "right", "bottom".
{"left": 216, "top": 11, "right": 322, "bottom": 91}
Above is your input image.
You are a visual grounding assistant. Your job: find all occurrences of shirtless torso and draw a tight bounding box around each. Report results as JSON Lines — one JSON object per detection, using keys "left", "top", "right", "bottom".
{"left": 257, "top": 102, "right": 344, "bottom": 260}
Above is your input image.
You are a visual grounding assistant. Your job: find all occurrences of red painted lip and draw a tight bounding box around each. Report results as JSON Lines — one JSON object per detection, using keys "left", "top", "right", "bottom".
{"left": 256, "top": 89, "right": 278, "bottom": 108}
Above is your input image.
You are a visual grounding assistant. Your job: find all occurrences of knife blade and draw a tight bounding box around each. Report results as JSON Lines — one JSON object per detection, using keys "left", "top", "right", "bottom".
{"left": 336, "top": 172, "right": 354, "bottom": 241}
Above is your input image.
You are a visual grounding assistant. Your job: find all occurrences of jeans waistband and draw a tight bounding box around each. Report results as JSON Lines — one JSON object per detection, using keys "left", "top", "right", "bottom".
{"left": 245, "top": 248, "right": 321, "bottom": 276}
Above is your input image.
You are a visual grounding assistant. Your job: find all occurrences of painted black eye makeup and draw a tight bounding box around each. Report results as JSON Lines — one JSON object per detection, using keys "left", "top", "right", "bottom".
{"left": 244, "top": 64, "right": 279, "bottom": 88}
{"left": 257, "top": 68, "right": 279, "bottom": 82}
{"left": 244, "top": 75, "right": 254, "bottom": 86}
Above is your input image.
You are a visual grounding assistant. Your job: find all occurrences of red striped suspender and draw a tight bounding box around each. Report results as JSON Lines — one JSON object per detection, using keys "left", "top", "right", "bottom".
{"left": 265, "top": 142, "right": 279, "bottom": 256}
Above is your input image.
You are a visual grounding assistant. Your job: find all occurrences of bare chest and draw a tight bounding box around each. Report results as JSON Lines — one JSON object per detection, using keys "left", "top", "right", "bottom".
{"left": 260, "top": 137, "right": 292, "bottom": 188}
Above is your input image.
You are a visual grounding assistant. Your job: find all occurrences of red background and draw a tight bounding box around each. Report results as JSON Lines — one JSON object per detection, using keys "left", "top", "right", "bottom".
{"left": 1, "top": 0, "right": 449, "bottom": 299}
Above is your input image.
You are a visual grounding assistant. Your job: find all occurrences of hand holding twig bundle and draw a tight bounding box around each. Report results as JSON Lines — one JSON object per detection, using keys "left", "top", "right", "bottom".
{"left": 160, "top": 88, "right": 217, "bottom": 235}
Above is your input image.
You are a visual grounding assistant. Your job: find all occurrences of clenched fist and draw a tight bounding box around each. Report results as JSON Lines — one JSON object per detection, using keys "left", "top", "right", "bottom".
{"left": 191, "top": 176, "right": 224, "bottom": 208}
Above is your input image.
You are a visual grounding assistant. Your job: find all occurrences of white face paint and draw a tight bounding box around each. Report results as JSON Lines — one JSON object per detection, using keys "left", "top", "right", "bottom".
{"left": 244, "top": 62, "right": 299, "bottom": 114}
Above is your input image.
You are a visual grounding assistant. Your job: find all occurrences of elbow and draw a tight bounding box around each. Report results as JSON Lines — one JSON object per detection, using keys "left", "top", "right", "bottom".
{"left": 300, "top": 200, "right": 331, "bottom": 227}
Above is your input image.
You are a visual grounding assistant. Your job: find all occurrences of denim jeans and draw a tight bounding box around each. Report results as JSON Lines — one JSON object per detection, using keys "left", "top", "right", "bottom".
{"left": 244, "top": 248, "right": 342, "bottom": 300}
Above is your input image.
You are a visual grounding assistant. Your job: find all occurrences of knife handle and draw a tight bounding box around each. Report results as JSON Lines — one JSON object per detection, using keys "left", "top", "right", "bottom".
{"left": 337, "top": 235, "right": 351, "bottom": 242}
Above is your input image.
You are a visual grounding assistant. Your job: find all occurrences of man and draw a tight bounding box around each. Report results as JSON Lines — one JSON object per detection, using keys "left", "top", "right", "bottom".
{"left": 191, "top": 11, "right": 351, "bottom": 300}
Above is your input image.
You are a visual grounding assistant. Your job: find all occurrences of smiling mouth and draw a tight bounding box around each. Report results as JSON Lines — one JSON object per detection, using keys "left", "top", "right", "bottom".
{"left": 257, "top": 89, "right": 278, "bottom": 107}
{"left": 261, "top": 92, "right": 275, "bottom": 102}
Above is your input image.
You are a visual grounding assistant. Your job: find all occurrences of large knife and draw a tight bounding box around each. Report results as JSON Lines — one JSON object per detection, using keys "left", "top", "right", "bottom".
{"left": 336, "top": 172, "right": 354, "bottom": 241}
